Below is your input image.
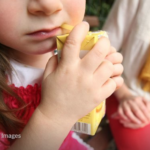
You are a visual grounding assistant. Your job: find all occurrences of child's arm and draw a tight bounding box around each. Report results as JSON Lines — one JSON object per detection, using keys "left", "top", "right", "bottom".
{"left": 9, "top": 22, "right": 123, "bottom": 150}
{"left": 9, "top": 106, "right": 75, "bottom": 150}
{"left": 113, "top": 83, "right": 150, "bottom": 129}
{"left": 114, "top": 83, "right": 133, "bottom": 101}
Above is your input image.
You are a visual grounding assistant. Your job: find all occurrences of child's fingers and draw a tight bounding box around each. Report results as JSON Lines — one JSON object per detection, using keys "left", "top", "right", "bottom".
{"left": 100, "top": 76, "right": 123, "bottom": 97}
{"left": 43, "top": 55, "right": 58, "bottom": 81}
{"left": 111, "top": 76, "right": 124, "bottom": 90}
{"left": 94, "top": 60, "right": 113, "bottom": 86}
{"left": 106, "top": 52, "right": 123, "bottom": 64}
{"left": 111, "top": 112, "right": 128, "bottom": 121}
{"left": 81, "top": 37, "right": 111, "bottom": 73}
{"left": 94, "top": 62, "right": 123, "bottom": 85}
{"left": 109, "top": 46, "right": 117, "bottom": 53}
{"left": 120, "top": 120, "right": 146, "bottom": 129}
{"left": 117, "top": 106, "right": 129, "bottom": 121}
{"left": 128, "top": 100, "right": 149, "bottom": 123}
{"left": 136, "top": 99, "right": 150, "bottom": 122}
{"left": 111, "top": 64, "right": 124, "bottom": 78}
{"left": 99, "top": 78, "right": 116, "bottom": 100}
{"left": 61, "top": 22, "right": 89, "bottom": 64}
{"left": 94, "top": 58, "right": 123, "bottom": 89}
{"left": 122, "top": 104, "right": 142, "bottom": 124}
{"left": 143, "top": 98, "right": 150, "bottom": 112}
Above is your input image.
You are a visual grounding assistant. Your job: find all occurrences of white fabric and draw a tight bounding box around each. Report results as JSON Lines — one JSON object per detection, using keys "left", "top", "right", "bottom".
{"left": 72, "top": 132, "right": 94, "bottom": 150}
{"left": 103, "top": 0, "right": 150, "bottom": 100}
{"left": 8, "top": 60, "right": 44, "bottom": 88}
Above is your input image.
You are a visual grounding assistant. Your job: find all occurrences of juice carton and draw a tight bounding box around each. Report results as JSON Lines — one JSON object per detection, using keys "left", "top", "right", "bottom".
{"left": 56, "top": 24, "right": 108, "bottom": 135}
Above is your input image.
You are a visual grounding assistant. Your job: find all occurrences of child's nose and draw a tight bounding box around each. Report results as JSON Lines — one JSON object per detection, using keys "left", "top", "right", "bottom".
{"left": 28, "top": 0, "right": 63, "bottom": 16}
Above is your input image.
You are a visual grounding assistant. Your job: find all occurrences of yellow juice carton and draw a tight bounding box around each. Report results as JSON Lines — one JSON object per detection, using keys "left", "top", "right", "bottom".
{"left": 56, "top": 24, "right": 108, "bottom": 135}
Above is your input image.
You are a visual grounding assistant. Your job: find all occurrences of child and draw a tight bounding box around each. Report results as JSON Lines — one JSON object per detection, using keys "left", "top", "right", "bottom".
{"left": 0, "top": 0, "right": 123, "bottom": 150}
{"left": 103, "top": 0, "right": 150, "bottom": 150}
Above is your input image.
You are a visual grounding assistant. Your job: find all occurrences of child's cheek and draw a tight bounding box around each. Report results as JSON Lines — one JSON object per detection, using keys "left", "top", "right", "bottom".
{"left": 65, "top": 0, "right": 86, "bottom": 24}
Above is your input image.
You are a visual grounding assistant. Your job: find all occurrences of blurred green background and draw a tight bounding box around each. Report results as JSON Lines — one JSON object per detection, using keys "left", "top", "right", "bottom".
{"left": 85, "top": 0, "right": 115, "bottom": 30}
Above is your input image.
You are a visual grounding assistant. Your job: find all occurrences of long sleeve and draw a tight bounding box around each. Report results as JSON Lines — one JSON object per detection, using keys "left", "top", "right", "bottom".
{"left": 103, "top": 0, "right": 150, "bottom": 100}
{"left": 103, "top": 0, "right": 140, "bottom": 51}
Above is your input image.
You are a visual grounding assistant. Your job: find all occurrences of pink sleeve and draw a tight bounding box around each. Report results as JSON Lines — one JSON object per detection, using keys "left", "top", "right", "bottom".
{"left": 59, "top": 131, "right": 93, "bottom": 150}
{"left": 0, "top": 131, "right": 9, "bottom": 150}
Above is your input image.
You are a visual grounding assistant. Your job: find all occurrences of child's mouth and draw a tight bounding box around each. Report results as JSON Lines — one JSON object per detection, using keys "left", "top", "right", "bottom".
{"left": 27, "top": 27, "right": 61, "bottom": 41}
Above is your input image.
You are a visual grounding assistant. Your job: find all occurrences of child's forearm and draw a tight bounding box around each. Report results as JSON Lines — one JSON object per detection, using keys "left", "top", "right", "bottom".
{"left": 9, "top": 106, "right": 74, "bottom": 150}
{"left": 114, "top": 83, "right": 132, "bottom": 101}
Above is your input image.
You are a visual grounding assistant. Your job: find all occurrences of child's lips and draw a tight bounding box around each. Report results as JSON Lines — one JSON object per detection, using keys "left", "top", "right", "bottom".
{"left": 27, "top": 27, "right": 61, "bottom": 40}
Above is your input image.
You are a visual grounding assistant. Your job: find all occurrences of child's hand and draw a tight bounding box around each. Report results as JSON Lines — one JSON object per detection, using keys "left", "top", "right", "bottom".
{"left": 113, "top": 96, "right": 150, "bottom": 129}
{"left": 119, "top": 119, "right": 149, "bottom": 129}
{"left": 105, "top": 46, "right": 123, "bottom": 89}
{"left": 39, "top": 22, "right": 123, "bottom": 124}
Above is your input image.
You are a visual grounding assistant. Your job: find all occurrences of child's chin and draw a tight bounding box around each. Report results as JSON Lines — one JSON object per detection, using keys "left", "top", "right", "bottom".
{"left": 37, "top": 47, "right": 56, "bottom": 55}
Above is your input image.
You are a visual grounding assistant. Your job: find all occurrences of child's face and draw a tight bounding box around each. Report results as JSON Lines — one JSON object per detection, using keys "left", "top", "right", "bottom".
{"left": 0, "top": 0, "right": 85, "bottom": 55}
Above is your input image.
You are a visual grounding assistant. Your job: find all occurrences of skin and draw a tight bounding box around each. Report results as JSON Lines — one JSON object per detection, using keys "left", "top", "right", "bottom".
{"left": 0, "top": 0, "right": 85, "bottom": 68}
{"left": 0, "top": 0, "right": 124, "bottom": 149}
{"left": 112, "top": 83, "right": 150, "bottom": 129}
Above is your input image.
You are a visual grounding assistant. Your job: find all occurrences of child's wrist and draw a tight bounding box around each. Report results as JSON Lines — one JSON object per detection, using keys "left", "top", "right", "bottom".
{"left": 37, "top": 104, "right": 76, "bottom": 129}
{"left": 19, "top": 106, "right": 75, "bottom": 150}
{"left": 114, "top": 90, "right": 132, "bottom": 102}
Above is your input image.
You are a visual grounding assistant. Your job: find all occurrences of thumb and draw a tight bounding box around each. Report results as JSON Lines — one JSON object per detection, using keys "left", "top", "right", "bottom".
{"left": 43, "top": 55, "right": 58, "bottom": 81}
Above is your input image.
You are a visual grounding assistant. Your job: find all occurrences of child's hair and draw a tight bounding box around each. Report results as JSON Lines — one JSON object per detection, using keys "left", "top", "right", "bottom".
{"left": 0, "top": 44, "right": 27, "bottom": 145}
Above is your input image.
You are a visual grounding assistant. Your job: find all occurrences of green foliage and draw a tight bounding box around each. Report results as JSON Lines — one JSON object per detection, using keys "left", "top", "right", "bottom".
{"left": 86, "top": 0, "right": 115, "bottom": 30}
